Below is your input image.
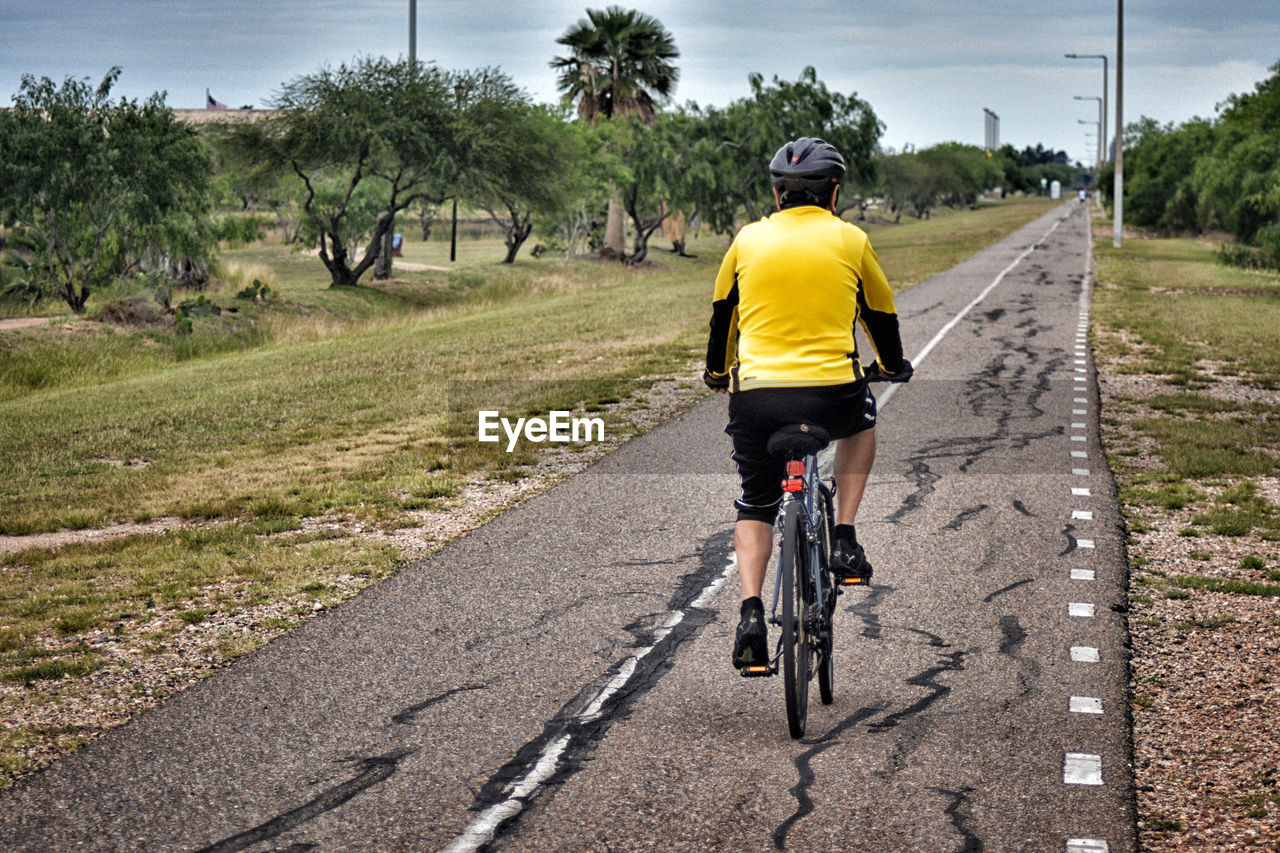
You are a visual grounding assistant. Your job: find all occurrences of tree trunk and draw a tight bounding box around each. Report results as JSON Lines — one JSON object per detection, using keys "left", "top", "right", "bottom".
{"left": 502, "top": 216, "right": 533, "bottom": 264}
{"left": 374, "top": 219, "right": 394, "bottom": 280}
{"left": 602, "top": 190, "right": 626, "bottom": 259}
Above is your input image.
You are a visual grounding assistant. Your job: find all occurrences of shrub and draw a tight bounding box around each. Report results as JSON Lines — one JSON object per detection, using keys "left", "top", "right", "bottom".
{"left": 90, "top": 297, "right": 170, "bottom": 328}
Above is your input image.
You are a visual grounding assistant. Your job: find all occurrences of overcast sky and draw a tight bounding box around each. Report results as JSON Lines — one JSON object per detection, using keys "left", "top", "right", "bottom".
{"left": 1, "top": 1, "right": 1276, "bottom": 167}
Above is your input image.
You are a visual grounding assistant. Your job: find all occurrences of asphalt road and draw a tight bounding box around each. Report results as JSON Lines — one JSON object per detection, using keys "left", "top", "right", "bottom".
{"left": 0, "top": 202, "right": 1135, "bottom": 852}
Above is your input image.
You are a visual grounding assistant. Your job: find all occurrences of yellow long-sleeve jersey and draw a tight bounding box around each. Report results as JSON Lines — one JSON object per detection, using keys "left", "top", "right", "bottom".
{"left": 705, "top": 206, "right": 904, "bottom": 392}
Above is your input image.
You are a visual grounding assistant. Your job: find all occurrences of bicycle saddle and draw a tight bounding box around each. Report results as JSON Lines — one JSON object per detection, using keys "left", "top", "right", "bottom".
{"left": 766, "top": 423, "right": 831, "bottom": 460}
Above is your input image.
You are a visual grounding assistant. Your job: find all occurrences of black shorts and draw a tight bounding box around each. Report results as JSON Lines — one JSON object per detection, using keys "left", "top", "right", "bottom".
{"left": 726, "top": 381, "right": 877, "bottom": 524}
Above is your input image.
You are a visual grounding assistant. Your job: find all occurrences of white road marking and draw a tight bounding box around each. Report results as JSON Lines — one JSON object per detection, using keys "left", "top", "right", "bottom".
{"left": 1071, "top": 435, "right": 1087, "bottom": 442}
{"left": 1072, "top": 408, "right": 1087, "bottom": 415}
{"left": 1077, "top": 539, "right": 1095, "bottom": 549}
{"left": 1072, "top": 487, "right": 1091, "bottom": 496}
{"left": 1070, "top": 696, "right": 1104, "bottom": 715}
{"left": 1068, "top": 602, "right": 1096, "bottom": 618}
{"left": 877, "top": 214, "right": 1070, "bottom": 410}
{"left": 1071, "top": 451, "right": 1088, "bottom": 458}
{"left": 1074, "top": 397, "right": 1087, "bottom": 404}
{"left": 1071, "top": 646, "right": 1100, "bottom": 662}
{"left": 1067, "top": 837, "right": 1110, "bottom": 852}
{"left": 1071, "top": 422, "right": 1086, "bottom": 429}
{"left": 442, "top": 558, "right": 738, "bottom": 852}
{"left": 1072, "top": 510, "right": 1094, "bottom": 521}
{"left": 1072, "top": 468, "right": 1090, "bottom": 476}
{"left": 1064, "top": 752, "right": 1104, "bottom": 785}
{"left": 1071, "top": 568, "right": 1096, "bottom": 581}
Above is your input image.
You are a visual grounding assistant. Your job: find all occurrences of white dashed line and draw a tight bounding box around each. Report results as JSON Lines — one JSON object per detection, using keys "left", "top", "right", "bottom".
{"left": 1074, "top": 397, "right": 1088, "bottom": 404}
{"left": 1077, "top": 539, "right": 1095, "bottom": 549}
{"left": 1071, "top": 569, "right": 1096, "bottom": 581}
{"left": 1072, "top": 510, "right": 1094, "bottom": 521}
{"left": 1072, "top": 468, "right": 1090, "bottom": 476}
{"left": 1071, "top": 451, "right": 1088, "bottom": 458}
{"left": 1071, "top": 435, "right": 1087, "bottom": 442}
{"left": 1071, "top": 646, "right": 1100, "bottom": 662}
{"left": 1067, "top": 837, "right": 1110, "bottom": 853}
{"left": 1064, "top": 753, "right": 1104, "bottom": 785}
{"left": 1070, "top": 696, "right": 1104, "bottom": 715}
{"left": 1072, "top": 487, "right": 1091, "bottom": 497}
{"left": 1068, "top": 602, "right": 1096, "bottom": 618}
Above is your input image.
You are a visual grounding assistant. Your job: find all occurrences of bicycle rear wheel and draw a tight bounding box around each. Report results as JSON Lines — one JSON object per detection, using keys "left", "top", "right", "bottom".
{"left": 779, "top": 502, "right": 810, "bottom": 739}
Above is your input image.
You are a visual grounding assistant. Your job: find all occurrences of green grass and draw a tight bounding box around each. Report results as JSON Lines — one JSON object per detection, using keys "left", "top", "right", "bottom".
{"left": 1094, "top": 234, "right": 1280, "bottom": 387}
{"left": 1171, "top": 575, "right": 1280, "bottom": 597}
{"left": 1097, "top": 228, "right": 1280, "bottom": 545}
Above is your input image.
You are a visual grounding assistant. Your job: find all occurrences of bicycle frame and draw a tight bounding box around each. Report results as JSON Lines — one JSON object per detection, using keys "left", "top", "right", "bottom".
{"left": 768, "top": 452, "right": 835, "bottom": 657}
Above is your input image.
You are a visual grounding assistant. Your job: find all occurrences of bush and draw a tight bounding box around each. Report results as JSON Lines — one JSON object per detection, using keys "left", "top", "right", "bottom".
{"left": 234, "top": 278, "right": 273, "bottom": 302}
{"left": 1217, "top": 242, "right": 1280, "bottom": 271}
{"left": 90, "top": 297, "right": 170, "bottom": 328}
{"left": 176, "top": 294, "right": 221, "bottom": 317}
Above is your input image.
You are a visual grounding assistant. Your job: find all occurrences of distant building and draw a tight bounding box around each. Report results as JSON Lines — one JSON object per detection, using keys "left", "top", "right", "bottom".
{"left": 172, "top": 108, "right": 278, "bottom": 125}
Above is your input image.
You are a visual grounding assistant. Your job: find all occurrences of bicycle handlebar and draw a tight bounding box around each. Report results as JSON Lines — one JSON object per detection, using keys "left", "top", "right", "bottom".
{"left": 864, "top": 359, "right": 914, "bottom": 384}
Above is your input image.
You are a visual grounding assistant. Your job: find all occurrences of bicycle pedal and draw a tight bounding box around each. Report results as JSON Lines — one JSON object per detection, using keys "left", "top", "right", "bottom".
{"left": 739, "top": 664, "right": 773, "bottom": 678}
{"left": 838, "top": 575, "right": 871, "bottom": 587}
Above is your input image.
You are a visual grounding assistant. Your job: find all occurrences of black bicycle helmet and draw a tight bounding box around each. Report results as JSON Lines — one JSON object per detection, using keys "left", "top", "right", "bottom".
{"left": 769, "top": 137, "right": 846, "bottom": 205}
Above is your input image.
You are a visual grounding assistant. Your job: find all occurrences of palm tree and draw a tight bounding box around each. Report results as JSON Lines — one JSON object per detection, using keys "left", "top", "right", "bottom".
{"left": 551, "top": 6, "right": 679, "bottom": 257}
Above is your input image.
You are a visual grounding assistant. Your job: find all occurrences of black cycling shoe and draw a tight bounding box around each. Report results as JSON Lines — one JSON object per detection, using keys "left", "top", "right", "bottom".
{"left": 831, "top": 534, "right": 873, "bottom": 586}
{"left": 733, "top": 597, "right": 770, "bottom": 675}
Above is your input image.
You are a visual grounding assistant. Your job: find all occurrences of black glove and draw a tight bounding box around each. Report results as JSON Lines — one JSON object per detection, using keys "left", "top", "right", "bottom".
{"left": 865, "top": 359, "right": 913, "bottom": 383}
{"left": 702, "top": 369, "right": 730, "bottom": 391}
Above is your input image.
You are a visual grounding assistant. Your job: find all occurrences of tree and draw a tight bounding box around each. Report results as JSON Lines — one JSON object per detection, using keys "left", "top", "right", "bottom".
{"left": 465, "top": 105, "right": 589, "bottom": 263}
{"left": 551, "top": 5, "right": 679, "bottom": 258}
{"left": 1112, "top": 117, "right": 1216, "bottom": 233}
{"left": 686, "top": 67, "right": 882, "bottom": 230}
{"left": 0, "top": 68, "right": 213, "bottom": 313}
{"left": 604, "top": 114, "right": 688, "bottom": 264}
{"left": 1194, "top": 61, "right": 1280, "bottom": 252}
{"left": 244, "top": 58, "right": 457, "bottom": 288}
{"left": 918, "top": 143, "right": 1004, "bottom": 207}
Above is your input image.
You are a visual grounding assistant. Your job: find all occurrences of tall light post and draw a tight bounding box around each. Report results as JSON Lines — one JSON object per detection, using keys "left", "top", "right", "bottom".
{"left": 409, "top": 0, "right": 416, "bottom": 64}
{"left": 1065, "top": 52, "right": 1107, "bottom": 162}
{"left": 1074, "top": 96, "right": 1103, "bottom": 170}
{"left": 1113, "top": 0, "right": 1124, "bottom": 247}
{"left": 983, "top": 108, "right": 999, "bottom": 152}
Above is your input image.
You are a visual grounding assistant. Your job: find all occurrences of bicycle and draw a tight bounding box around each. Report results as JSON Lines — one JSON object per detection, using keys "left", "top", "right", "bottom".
{"left": 738, "top": 364, "right": 904, "bottom": 739}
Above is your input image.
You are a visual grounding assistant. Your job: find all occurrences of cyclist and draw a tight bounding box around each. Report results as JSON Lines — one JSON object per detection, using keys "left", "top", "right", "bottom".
{"left": 703, "top": 137, "right": 912, "bottom": 671}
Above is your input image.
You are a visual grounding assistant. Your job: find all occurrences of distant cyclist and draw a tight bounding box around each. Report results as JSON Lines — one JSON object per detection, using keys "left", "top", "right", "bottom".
{"left": 703, "top": 137, "right": 912, "bottom": 671}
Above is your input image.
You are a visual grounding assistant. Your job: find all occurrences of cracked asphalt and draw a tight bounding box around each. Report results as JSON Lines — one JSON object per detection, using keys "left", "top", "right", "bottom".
{"left": 0, "top": 203, "right": 1136, "bottom": 852}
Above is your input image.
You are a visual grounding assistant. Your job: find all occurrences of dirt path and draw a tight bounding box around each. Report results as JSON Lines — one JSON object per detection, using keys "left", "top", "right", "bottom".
{"left": 0, "top": 518, "right": 192, "bottom": 555}
{"left": 0, "top": 317, "right": 56, "bottom": 331}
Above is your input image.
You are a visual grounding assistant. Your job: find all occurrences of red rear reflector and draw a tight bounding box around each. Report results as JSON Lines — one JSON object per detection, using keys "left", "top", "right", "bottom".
{"left": 782, "top": 478, "right": 803, "bottom": 493}
{"left": 786, "top": 460, "right": 805, "bottom": 477}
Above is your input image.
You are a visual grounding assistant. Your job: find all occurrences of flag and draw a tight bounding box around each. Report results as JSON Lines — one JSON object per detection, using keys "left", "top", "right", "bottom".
{"left": 206, "top": 89, "right": 228, "bottom": 110}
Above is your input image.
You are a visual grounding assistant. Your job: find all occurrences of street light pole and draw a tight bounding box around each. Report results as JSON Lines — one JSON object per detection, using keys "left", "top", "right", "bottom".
{"left": 1074, "top": 96, "right": 1103, "bottom": 170}
{"left": 1114, "top": 0, "right": 1124, "bottom": 247}
{"left": 1065, "top": 52, "right": 1108, "bottom": 162}
{"left": 409, "top": 0, "right": 416, "bottom": 64}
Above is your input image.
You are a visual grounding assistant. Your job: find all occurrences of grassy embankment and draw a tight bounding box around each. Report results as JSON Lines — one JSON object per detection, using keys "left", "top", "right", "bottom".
{"left": 1090, "top": 222, "right": 1280, "bottom": 847}
{"left": 0, "top": 196, "right": 1056, "bottom": 785}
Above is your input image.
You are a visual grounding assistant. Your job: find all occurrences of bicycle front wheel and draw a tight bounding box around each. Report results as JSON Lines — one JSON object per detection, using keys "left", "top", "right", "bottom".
{"left": 779, "top": 502, "right": 811, "bottom": 739}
